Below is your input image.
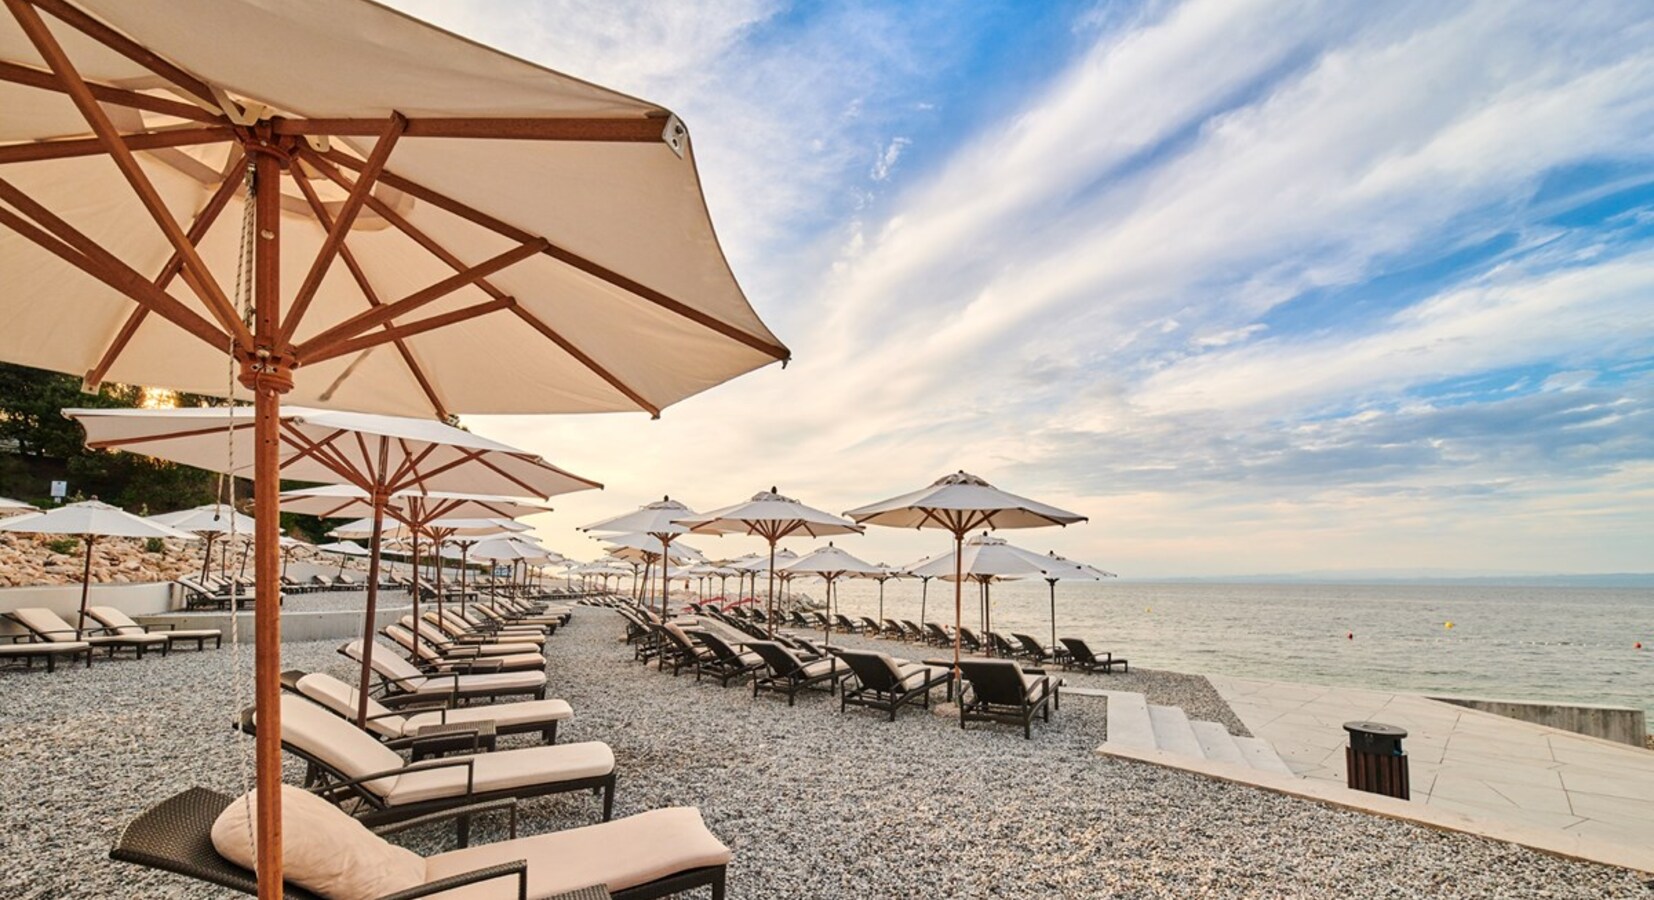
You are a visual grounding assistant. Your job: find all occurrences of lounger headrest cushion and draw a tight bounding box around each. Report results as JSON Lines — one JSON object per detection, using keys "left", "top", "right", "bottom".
{"left": 211, "top": 784, "right": 423, "bottom": 900}
{"left": 275, "top": 695, "right": 405, "bottom": 795}
{"left": 87, "top": 606, "right": 141, "bottom": 633}
{"left": 297, "top": 673, "right": 404, "bottom": 738}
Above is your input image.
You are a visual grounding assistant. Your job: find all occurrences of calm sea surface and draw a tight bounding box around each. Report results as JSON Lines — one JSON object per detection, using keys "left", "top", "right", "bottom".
{"left": 802, "top": 579, "right": 1654, "bottom": 731}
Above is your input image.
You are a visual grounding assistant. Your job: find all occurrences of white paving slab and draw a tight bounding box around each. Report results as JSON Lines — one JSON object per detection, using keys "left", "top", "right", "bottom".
{"left": 1147, "top": 704, "right": 1202, "bottom": 757}
{"left": 1209, "top": 675, "right": 1654, "bottom": 864}
{"left": 1191, "top": 719, "right": 1246, "bottom": 765}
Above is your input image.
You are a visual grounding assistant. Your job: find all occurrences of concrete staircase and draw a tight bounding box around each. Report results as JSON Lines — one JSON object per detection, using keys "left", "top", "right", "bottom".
{"left": 1093, "top": 689, "right": 1294, "bottom": 776}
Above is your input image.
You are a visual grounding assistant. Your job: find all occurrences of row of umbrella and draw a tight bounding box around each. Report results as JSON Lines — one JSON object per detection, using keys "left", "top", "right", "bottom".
{"left": 575, "top": 472, "right": 1102, "bottom": 670}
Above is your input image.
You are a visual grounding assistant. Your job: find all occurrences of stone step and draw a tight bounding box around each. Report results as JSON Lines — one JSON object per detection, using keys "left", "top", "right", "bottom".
{"left": 1234, "top": 735, "right": 1296, "bottom": 776}
{"left": 1099, "top": 690, "right": 1155, "bottom": 750}
{"left": 1147, "top": 704, "right": 1202, "bottom": 758}
{"left": 1190, "top": 720, "right": 1246, "bottom": 765}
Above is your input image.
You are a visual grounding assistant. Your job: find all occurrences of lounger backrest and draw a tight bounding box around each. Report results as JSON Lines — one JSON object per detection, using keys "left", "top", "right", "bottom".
{"left": 10, "top": 607, "right": 77, "bottom": 641}
{"left": 1059, "top": 637, "right": 1093, "bottom": 663}
{"left": 697, "top": 631, "right": 744, "bottom": 663}
{"left": 296, "top": 673, "right": 406, "bottom": 738}
{"left": 345, "top": 640, "right": 427, "bottom": 689}
{"left": 272, "top": 695, "right": 403, "bottom": 797}
{"left": 958, "top": 659, "right": 1028, "bottom": 705}
{"left": 838, "top": 650, "right": 900, "bottom": 691}
{"left": 86, "top": 606, "right": 143, "bottom": 634}
{"left": 748, "top": 640, "right": 804, "bottom": 676}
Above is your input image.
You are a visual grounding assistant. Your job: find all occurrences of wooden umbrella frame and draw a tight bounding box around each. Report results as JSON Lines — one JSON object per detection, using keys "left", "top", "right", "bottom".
{"left": 0, "top": 2, "right": 787, "bottom": 894}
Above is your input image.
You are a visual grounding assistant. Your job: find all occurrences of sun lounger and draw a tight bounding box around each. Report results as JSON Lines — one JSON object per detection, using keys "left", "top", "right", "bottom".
{"left": 686, "top": 630, "right": 764, "bottom": 687}
{"left": 922, "top": 622, "right": 951, "bottom": 646}
{"left": 178, "top": 576, "right": 233, "bottom": 610}
{"left": 898, "top": 620, "right": 925, "bottom": 642}
{"left": 289, "top": 670, "right": 571, "bottom": 746}
{"left": 0, "top": 634, "right": 93, "bottom": 670}
{"left": 1009, "top": 633, "right": 1067, "bottom": 666}
{"left": 247, "top": 694, "right": 616, "bottom": 824}
{"left": 343, "top": 640, "right": 547, "bottom": 704}
{"left": 747, "top": 640, "right": 850, "bottom": 706}
{"left": 986, "top": 631, "right": 1020, "bottom": 658}
{"left": 654, "top": 622, "right": 716, "bottom": 677}
{"left": 425, "top": 611, "right": 547, "bottom": 647}
{"left": 956, "top": 627, "right": 984, "bottom": 653}
{"left": 1058, "top": 637, "right": 1128, "bottom": 673}
{"left": 837, "top": 650, "right": 952, "bottom": 721}
{"left": 384, "top": 623, "right": 545, "bottom": 673}
{"left": 831, "top": 613, "right": 863, "bottom": 634}
{"left": 956, "top": 658, "right": 1055, "bottom": 739}
{"left": 86, "top": 606, "right": 222, "bottom": 651}
{"left": 8, "top": 607, "right": 169, "bottom": 658}
{"left": 112, "top": 784, "right": 731, "bottom": 900}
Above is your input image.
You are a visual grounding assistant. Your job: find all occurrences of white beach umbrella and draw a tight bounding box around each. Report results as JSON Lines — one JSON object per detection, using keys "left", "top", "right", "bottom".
{"left": 0, "top": 497, "right": 39, "bottom": 516}
{"left": 583, "top": 497, "right": 699, "bottom": 616}
{"left": 783, "top": 542, "right": 881, "bottom": 645}
{"left": 847, "top": 472, "right": 1086, "bottom": 668}
{"left": 1, "top": 1, "right": 789, "bottom": 881}
{"left": 855, "top": 562, "right": 910, "bottom": 626}
{"left": 150, "top": 503, "right": 257, "bottom": 580}
{"left": 679, "top": 488, "right": 862, "bottom": 636}
{"left": 0, "top": 500, "right": 195, "bottom": 636}
{"left": 73, "top": 406, "right": 589, "bottom": 728}
{"left": 316, "top": 539, "right": 370, "bottom": 557}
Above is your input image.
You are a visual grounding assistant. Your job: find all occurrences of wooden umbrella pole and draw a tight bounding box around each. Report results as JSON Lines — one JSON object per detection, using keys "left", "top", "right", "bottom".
{"left": 765, "top": 541, "right": 776, "bottom": 638}
{"left": 200, "top": 533, "right": 215, "bottom": 581}
{"left": 458, "top": 544, "right": 468, "bottom": 612}
{"left": 952, "top": 531, "right": 964, "bottom": 674}
{"left": 77, "top": 534, "right": 94, "bottom": 639}
{"left": 409, "top": 529, "right": 421, "bottom": 658}
{"left": 1049, "top": 579, "right": 1057, "bottom": 651}
{"left": 355, "top": 483, "right": 388, "bottom": 728}
{"left": 246, "top": 144, "right": 288, "bottom": 900}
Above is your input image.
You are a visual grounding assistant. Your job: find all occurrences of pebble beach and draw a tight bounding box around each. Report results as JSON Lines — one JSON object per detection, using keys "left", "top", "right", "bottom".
{"left": 0, "top": 603, "right": 1646, "bottom": 898}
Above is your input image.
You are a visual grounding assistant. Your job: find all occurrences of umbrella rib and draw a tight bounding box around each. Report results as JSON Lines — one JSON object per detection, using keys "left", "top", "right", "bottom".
{"left": 507, "top": 306, "right": 660, "bottom": 417}
{"left": 303, "top": 298, "right": 515, "bottom": 366}
{"left": 6, "top": 0, "right": 250, "bottom": 350}
{"left": 389, "top": 447, "right": 485, "bottom": 493}
{"left": 272, "top": 116, "right": 672, "bottom": 142}
{"left": 465, "top": 453, "right": 558, "bottom": 498}
{"left": 0, "top": 188, "right": 229, "bottom": 352}
{"left": 292, "top": 240, "right": 545, "bottom": 360}
{"left": 289, "top": 167, "right": 448, "bottom": 419}
{"left": 86, "top": 154, "right": 247, "bottom": 388}
{"left": 84, "top": 419, "right": 256, "bottom": 452}
{"left": 314, "top": 146, "right": 790, "bottom": 362}
{"left": 279, "top": 113, "right": 408, "bottom": 347}
{"left": 0, "top": 58, "right": 225, "bottom": 124}
{"left": 0, "top": 126, "right": 235, "bottom": 165}
{"left": 29, "top": 0, "right": 220, "bottom": 108}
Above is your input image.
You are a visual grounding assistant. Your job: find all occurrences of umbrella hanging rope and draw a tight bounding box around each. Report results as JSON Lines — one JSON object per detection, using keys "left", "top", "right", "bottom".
{"left": 224, "top": 158, "right": 258, "bottom": 857}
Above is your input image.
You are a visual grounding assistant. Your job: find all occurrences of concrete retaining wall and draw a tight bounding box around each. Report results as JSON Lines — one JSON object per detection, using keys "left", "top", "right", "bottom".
{"left": 1432, "top": 695, "right": 1649, "bottom": 747}
{"left": 137, "top": 605, "right": 408, "bottom": 645}
{"left": 0, "top": 581, "right": 177, "bottom": 637}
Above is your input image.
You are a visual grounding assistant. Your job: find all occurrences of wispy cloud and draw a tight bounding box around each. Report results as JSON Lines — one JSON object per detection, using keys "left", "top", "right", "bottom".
{"left": 396, "top": 0, "right": 1654, "bottom": 576}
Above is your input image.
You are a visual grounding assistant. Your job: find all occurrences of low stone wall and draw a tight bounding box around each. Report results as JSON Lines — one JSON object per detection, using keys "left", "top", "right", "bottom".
{"left": 1431, "top": 695, "right": 1649, "bottom": 747}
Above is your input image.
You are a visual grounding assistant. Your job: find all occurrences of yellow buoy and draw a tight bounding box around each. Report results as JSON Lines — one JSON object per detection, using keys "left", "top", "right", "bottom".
{"left": 1444, "top": 621, "right": 1454, "bottom": 630}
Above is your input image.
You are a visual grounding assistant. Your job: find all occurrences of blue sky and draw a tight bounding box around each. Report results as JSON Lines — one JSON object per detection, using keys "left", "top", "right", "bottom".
{"left": 390, "top": 0, "right": 1654, "bottom": 577}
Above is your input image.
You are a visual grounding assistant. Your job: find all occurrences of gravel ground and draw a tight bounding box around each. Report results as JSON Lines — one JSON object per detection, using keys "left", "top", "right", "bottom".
{"left": 0, "top": 607, "right": 1647, "bottom": 898}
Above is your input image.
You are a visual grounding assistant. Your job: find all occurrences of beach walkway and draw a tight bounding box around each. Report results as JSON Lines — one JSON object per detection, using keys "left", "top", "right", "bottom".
{"left": 1209, "top": 676, "right": 1654, "bottom": 869}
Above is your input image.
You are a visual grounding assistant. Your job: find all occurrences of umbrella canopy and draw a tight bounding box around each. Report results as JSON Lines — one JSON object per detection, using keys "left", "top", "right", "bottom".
{"left": 846, "top": 472, "right": 1085, "bottom": 668}
{"left": 68, "top": 407, "right": 600, "bottom": 498}
{"left": 908, "top": 534, "right": 1051, "bottom": 580}
{"left": 602, "top": 532, "right": 707, "bottom": 564}
{"left": 679, "top": 487, "right": 860, "bottom": 635}
{"left": 467, "top": 535, "right": 555, "bottom": 562}
{"left": 0, "top": 2, "right": 787, "bottom": 886}
{"left": 0, "top": 497, "right": 39, "bottom": 515}
{"left": 316, "top": 539, "right": 370, "bottom": 557}
{"left": 147, "top": 503, "right": 255, "bottom": 534}
{"left": 736, "top": 547, "right": 799, "bottom": 573}
{"left": 0, "top": 500, "right": 195, "bottom": 636}
{"left": 583, "top": 497, "right": 696, "bottom": 536}
{"left": 150, "top": 502, "right": 257, "bottom": 580}
{"left": 283, "top": 485, "right": 551, "bottom": 521}
{"left": 783, "top": 541, "right": 879, "bottom": 644}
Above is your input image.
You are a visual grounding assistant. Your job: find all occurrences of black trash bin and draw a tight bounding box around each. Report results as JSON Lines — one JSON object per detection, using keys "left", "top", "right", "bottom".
{"left": 1343, "top": 721, "right": 1409, "bottom": 800}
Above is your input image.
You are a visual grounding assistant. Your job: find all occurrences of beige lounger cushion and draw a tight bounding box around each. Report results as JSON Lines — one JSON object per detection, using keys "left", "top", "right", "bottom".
{"left": 0, "top": 640, "right": 89, "bottom": 655}
{"left": 421, "top": 806, "right": 730, "bottom": 899}
{"left": 799, "top": 657, "right": 840, "bottom": 679}
{"left": 296, "top": 673, "right": 571, "bottom": 739}
{"left": 350, "top": 640, "right": 546, "bottom": 694}
{"left": 405, "top": 700, "right": 572, "bottom": 735}
{"left": 897, "top": 663, "right": 947, "bottom": 687}
{"left": 88, "top": 605, "right": 222, "bottom": 640}
{"left": 430, "top": 651, "right": 544, "bottom": 670}
{"left": 9, "top": 607, "right": 78, "bottom": 641}
{"left": 212, "top": 784, "right": 423, "bottom": 900}
{"left": 275, "top": 695, "right": 406, "bottom": 797}
{"left": 385, "top": 741, "right": 614, "bottom": 806}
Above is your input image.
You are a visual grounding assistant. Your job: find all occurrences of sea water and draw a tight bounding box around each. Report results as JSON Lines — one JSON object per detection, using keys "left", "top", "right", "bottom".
{"left": 814, "top": 580, "right": 1654, "bottom": 731}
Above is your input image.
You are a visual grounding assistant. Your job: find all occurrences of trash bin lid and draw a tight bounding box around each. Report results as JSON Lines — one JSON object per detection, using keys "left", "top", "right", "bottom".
{"left": 1343, "top": 721, "right": 1407, "bottom": 739}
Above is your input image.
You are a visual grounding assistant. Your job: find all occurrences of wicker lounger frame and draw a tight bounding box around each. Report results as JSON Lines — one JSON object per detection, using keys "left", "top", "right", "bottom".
{"left": 110, "top": 787, "right": 726, "bottom": 900}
